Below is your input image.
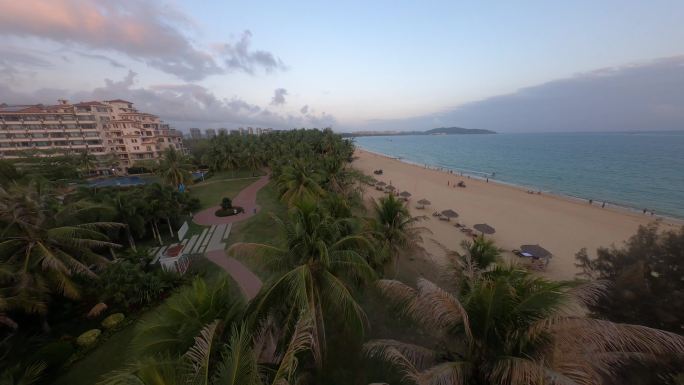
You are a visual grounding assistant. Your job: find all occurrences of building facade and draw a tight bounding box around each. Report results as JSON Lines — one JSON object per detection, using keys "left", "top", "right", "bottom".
{"left": 189, "top": 127, "right": 201, "bottom": 139}
{"left": 0, "top": 99, "right": 184, "bottom": 173}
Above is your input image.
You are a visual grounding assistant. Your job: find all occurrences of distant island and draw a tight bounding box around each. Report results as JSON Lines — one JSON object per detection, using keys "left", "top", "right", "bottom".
{"left": 341, "top": 126, "right": 496, "bottom": 137}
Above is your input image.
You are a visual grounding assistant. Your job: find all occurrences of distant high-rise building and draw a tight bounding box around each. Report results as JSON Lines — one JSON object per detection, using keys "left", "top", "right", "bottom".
{"left": 256, "top": 127, "right": 262, "bottom": 135}
{"left": 239, "top": 127, "right": 245, "bottom": 135}
{"left": 205, "top": 128, "right": 216, "bottom": 138}
{"left": 189, "top": 127, "right": 201, "bottom": 139}
{"left": 248, "top": 127, "right": 254, "bottom": 135}
{"left": 230, "top": 129, "right": 239, "bottom": 135}
{"left": 218, "top": 127, "right": 227, "bottom": 135}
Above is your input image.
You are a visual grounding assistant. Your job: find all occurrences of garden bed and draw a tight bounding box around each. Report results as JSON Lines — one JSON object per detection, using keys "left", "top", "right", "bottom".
{"left": 215, "top": 206, "right": 245, "bottom": 217}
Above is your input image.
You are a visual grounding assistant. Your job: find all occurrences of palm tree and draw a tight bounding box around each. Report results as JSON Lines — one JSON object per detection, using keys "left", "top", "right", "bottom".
{"left": 131, "top": 278, "right": 245, "bottom": 357}
{"left": 365, "top": 259, "right": 684, "bottom": 385}
{"left": 102, "top": 316, "right": 313, "bottom": 385}
{"left": 460, "top": 235, "right": 500, "bottom": 270}
{"left": 241, "top": 142, "right": 262, "bottom": 177}
{"left": 76, "top": 150, "right": 97, "bottom": 177}
{"left": 156, "top": 147, "right": 194, "bottom": 188}
{"left": 228, "top": 201, "right": 375, "bottom": 366}
{"left": 276, "top": 160, "right": 325, "bottom": 206}
{"left": 108, "top": 191, "right": 146, "bottom": 251}
{"left": 0, "top": 182, "right": 121, "bottom": 330}
{"left": 369, "top": 194, "right": 427, "bottom": 274}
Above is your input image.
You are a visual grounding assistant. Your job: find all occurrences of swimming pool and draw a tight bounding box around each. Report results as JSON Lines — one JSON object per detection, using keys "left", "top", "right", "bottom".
{"left": 88, "top": 176, "right": 150, "bottom": 187}
{"left": 88, "top": 172, "right": 206, "bottom": 187}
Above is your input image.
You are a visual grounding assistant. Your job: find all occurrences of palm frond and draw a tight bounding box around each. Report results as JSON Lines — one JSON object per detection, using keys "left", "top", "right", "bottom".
{"left": 184, "top": 320, "right": 220, "bottom": 385}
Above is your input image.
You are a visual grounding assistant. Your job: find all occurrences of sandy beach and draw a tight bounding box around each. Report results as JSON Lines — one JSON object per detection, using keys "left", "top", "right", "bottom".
{"left": 354, "top": 148, "right": 681, "bottom": 280}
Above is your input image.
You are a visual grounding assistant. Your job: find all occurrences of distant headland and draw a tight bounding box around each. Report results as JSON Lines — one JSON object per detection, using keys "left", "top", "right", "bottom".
{"left": 341, "top": 126, "right": 496, "bottom": 137}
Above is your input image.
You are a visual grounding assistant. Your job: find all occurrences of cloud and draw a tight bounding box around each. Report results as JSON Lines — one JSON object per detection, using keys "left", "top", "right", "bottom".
{"left": 0, "top": 0, "right": 284, "bottom": 81}
{"left": 0, "top": 71, "right": 336, "bottom": 130}
{"left": 270, "top": 88, "right": 288, "bottom": 105}
{"left": 0, "top": 47, "right": 53, "bottom": 83}
{"left": 356, "top": 56, "right": 684, "bottom": 133}
{"left": 76, "top": 52, "right": 125, "bottom": 68}
{"left": 300, "top": 105, "right": 309, "bottom": 114}
{"left": 218, "top": 30, "right": 287, "bottom": 74}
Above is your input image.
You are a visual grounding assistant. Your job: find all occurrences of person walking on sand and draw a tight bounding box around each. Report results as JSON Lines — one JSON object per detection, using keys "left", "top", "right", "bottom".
{"left": 601, "top": 202, "right": 605, "bottom": 208}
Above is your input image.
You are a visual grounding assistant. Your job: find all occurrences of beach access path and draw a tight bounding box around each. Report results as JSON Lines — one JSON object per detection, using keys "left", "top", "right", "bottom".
{"left": 354, "top": 149, "right": 678, "bottom": 281}
{"left": 192, "top": 174, "right": 270, "bottom": 299}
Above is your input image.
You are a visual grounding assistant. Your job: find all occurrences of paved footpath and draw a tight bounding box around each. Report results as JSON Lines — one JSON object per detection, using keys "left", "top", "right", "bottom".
{"left": 192, "top": 174, "right": 270, "bottom": 299}
{"left": 193, "top": 174, "right": 270, "bottom": 226}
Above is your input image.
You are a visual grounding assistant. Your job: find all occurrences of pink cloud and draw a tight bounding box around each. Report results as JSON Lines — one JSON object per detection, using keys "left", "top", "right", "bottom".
{"left": 0, "top": 0, "right": 284, "bottom": 81}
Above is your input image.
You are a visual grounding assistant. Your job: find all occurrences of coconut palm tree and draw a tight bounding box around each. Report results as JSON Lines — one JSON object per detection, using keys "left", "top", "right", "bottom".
{"left": 229, "top": 201, "right": 375, "bottom": 366}
{"left": 156, "top": 147, "right": 195, "bottom": 188}
{"left": 0, "top": 182, "right": 121, "bottom": 330}
{"left": 241, "top": 143, "right": 262, "bottom": 177}
{"left": 131, "top": 278, "right": 245, "bottom": 357}
{"left": 365, "top": 258, "right": 684, "bottom": 385}
{"left": 460, "top": 235, "right": 501, "bottom": 270}
{"left": 276, "top": 160, "right": 325, "bottom": 206}
{"left": 76, "top": 150, "right": 97, "bottom": 177}
{"left": 102, "top": 315, "right": 314, "bottom": 385}
{"left": 369, "top": 194, "right": 427, "bottom": 274}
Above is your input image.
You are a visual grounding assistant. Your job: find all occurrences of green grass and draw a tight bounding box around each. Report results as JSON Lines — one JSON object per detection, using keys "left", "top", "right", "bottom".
{"left": 225, "top": 181, "right": 287, "bottom": 280}
{"left": 53, "top": 321, "right": 138, "bottom": 385}
{"left": 209, "top": 169, "right": 265, "bottom": 179}
{"left": 53, "top": 259, "right": 233, "bottom": 385}
{"left": 190, "top": 177, "right": 258, "bottom": 209}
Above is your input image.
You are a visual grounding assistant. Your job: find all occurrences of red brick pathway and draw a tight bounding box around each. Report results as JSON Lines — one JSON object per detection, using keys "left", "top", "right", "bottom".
{"left": 193, "top": 174, "right": 270, "bottom": 225}
{"left": 192, "top": 174, "right": 270, "bottom": 299}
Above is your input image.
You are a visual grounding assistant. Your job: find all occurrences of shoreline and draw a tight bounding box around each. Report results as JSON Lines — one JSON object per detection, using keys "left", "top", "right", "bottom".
{"left": 353, "top": 148, "right": 681, "bottom": 281}
{"left": 356, "top": 146, "right": 684, "bottom": 224}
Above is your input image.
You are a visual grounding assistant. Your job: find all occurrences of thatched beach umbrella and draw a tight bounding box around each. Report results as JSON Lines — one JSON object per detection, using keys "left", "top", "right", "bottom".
{"left": 441, "top": 209, "right": 459, "bottom": 220}
{"left": 385, "top": 185, "right": 396, "bottom": 191}
{"left": 417, "top": 199, "right": 431, "bottom": 206}
{"left": 473, "top": 223, "right": 496, "bottom": 235}
{"left": 399, "top": 191, "right": 412, "bottom": 198}
{"left": 520, "top": 244, "right": 552, "bottom": 259}
{"left": 376, "top": 181, "right": 387, "bottom": 187}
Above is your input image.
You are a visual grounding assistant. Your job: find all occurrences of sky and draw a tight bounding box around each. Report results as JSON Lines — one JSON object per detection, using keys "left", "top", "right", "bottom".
{"left": 0, "top": 0, "right": 683, "bottom": 133}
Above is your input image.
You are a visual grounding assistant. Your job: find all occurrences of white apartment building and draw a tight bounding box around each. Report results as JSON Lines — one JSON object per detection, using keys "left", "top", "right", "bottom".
{"left": 0, "top": 99, "right": 184, "bottom": 173}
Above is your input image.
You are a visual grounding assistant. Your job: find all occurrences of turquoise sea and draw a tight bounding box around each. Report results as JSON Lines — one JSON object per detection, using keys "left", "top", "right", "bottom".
{"left": 354, "top": 132, "right": 684, "bottom": 219}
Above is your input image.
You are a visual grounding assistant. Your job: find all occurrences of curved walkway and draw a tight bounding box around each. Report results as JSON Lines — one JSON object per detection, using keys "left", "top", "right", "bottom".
{"left": 192, "top": 174, "right": 270, "bottom": 299}
{"left": 193, "top": 174, "right": 270, "bottom": 225}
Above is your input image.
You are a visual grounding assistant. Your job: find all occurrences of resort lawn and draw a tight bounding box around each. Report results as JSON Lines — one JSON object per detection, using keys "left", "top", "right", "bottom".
{"left": 53, "top": 321, "right": 138, "bottom": 385}
{"left": 225, "top": 181, "right": 287, "bottom": 280}
{"left": 190, "top": 176, "right": 258, "bottom": 209}
{"left": 53, "top": 257, "right": 232, "bottom": 385}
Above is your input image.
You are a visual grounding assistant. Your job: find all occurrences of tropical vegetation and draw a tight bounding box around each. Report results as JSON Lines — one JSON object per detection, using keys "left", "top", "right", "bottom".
{"left": 1, "top": 128, "right": 682, "bottom": 385}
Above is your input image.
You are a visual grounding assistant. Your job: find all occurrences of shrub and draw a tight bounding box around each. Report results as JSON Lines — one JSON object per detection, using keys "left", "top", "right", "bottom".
{"left": 215, "top": 206, "right": 244, "bottom": 217}
{"left": 91, "top": 260, "right": 180, "bottom": 309}
{"left": 76, "top": 329, "right": 101, "bottom": 348}
{"left": 221, "top": 197, "right": 232, "bottom": 210}
{"left": 101, "top": 313, "right": 126, "bottom": 330}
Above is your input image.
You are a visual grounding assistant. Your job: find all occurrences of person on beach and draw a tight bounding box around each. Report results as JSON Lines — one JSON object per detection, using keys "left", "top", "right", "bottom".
{"left": 601, "top": 202, "right": 605, "bottom": 208}
{"left": 486, "top": 178, "right": 489, "bottom": 183}
{"left": 589, "top": 199, "right": 593, "bottom": 204}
